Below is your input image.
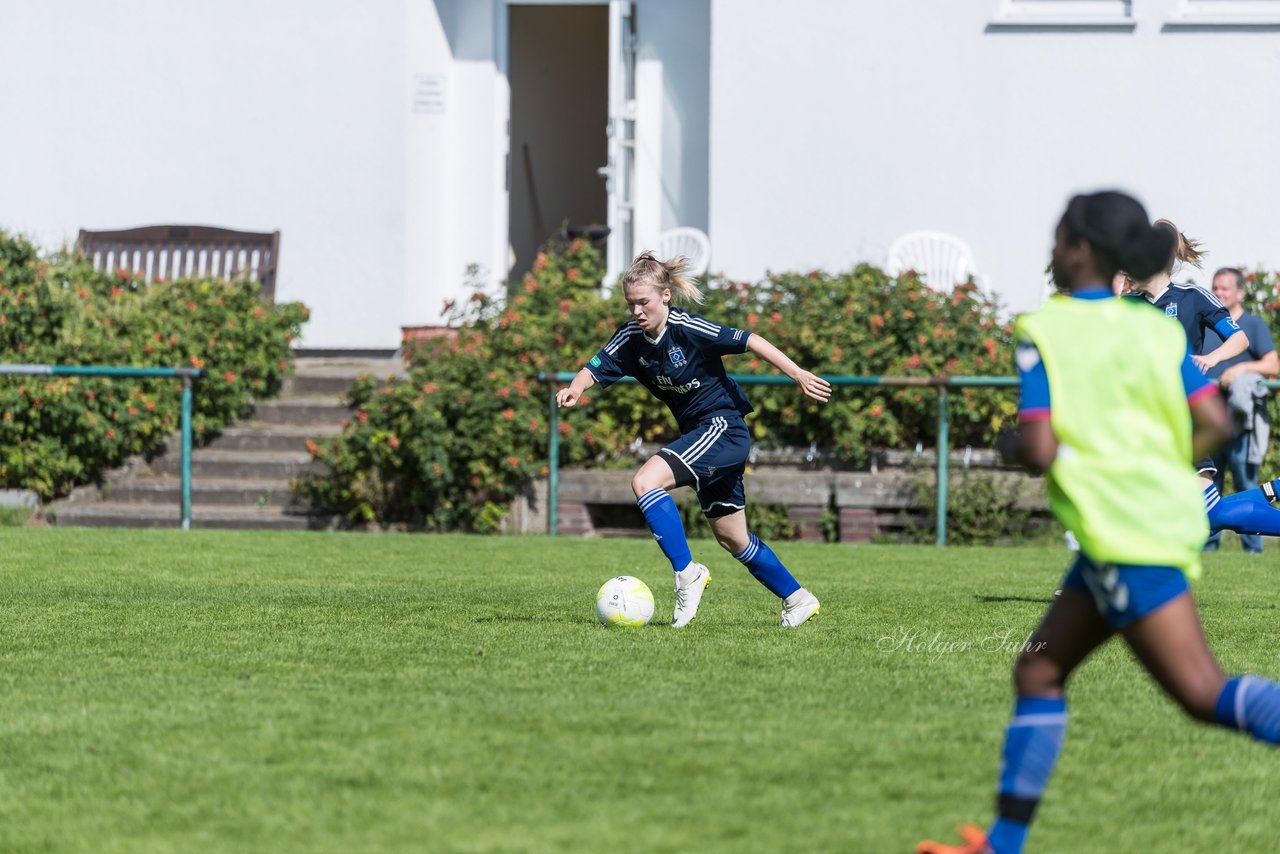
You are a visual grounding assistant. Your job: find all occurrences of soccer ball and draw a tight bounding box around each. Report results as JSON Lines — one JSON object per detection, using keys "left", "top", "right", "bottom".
{"left": 595, "top": 576, "right": 655, "bottom": 627}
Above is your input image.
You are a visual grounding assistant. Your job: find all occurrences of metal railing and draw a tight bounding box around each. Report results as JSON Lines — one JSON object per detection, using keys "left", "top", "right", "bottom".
{"left": 540, "top": 372, "right": 1020, "bottom": 545}
{"left": 0, "top": 364, "right": 205, "bottom": 529}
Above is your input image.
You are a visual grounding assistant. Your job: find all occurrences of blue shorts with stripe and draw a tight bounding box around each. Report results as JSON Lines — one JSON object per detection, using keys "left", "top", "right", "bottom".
{"left": 657, "top": 413, "right": 749, "bottom": 518}
{"left": 1061, "top": 553, "right": 1189, "bottom": 629}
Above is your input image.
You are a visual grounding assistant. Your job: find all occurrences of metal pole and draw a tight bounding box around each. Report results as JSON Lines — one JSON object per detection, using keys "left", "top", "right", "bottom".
{"left": 936, "top": 387, "right": 950, "bottom": 546}
{"left": 548, "top": 386, "right": 560, "bottom": 536}
{"left": 180, "top": 376, "right": 193, "bottom": 530}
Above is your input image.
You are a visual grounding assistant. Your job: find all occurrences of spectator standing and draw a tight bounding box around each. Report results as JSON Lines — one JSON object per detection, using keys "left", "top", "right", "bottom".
{"left": 1203, "top": 267, "right": 1279, "bottom": 554}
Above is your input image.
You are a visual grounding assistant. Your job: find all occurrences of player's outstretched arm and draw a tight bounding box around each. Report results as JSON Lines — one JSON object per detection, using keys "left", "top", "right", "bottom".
{"left": 556, "top": 368, "right": 597, "bottom": 408}
{"left": 745, "top": 334, "right": 832, "bottom": 404}
{"left": 1194, "top": 328, "right": 1249, "bottom": 371}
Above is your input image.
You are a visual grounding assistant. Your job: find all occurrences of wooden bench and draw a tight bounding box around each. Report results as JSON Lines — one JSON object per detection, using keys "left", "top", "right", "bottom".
{"left": 76, "top": 225, "right": 281, "bottom": 302}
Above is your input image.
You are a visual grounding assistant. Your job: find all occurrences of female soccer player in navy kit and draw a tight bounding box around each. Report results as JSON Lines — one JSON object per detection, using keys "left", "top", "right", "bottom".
{"left": 918, "top": 192, "right": 1280, "bottom": 854}
{"left": 556, "top": 252, "right": 832, "bottom": 628}
{"left": 1121, "top": 220, "right": 1280, "bottom": 543}
{"left": 1122, "top": 220, "right": 1248, "bottom": 373}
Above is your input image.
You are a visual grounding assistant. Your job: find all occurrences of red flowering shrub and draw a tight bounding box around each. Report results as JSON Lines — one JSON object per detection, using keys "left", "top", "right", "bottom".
{"left": 299, "top": 238, "right": 1017, "bottom": 531}
{"left": 0, "top": 232, "right": 307, "bottom": 498}
{"left": 699, "top": 267, "right": 1016, "bottom": 459}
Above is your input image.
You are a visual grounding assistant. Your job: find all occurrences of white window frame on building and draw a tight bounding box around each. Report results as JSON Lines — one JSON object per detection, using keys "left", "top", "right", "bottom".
{"left": 1166, "top": 0, "right": 1280, "bottom": 26}
{"left": 989, "top": 0, "right": 1136, "bottom": 28}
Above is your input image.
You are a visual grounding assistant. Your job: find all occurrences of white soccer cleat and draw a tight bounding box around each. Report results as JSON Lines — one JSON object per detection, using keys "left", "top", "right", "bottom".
{"left": 780, "top": 589, "right": 821, "bottom": 628}
{"left": 671, "top": 563, "right": 711, "bottom": 628}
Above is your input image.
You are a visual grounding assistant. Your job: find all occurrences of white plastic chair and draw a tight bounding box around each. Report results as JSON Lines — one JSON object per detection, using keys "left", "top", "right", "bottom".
{"left": 885, "top": 230, "right": 978, "bottom": 289}
{"left": 657, "top": 227, "right": 712, "bottom": 278}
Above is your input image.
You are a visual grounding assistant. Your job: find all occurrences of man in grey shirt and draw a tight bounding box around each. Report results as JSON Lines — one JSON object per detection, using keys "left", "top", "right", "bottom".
{"left": 1204, "top": 267, "right": 1279, "bottom": 553}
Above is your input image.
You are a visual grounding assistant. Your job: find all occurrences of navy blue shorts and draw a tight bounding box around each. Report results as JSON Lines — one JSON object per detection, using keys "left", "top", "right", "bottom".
{"left": 658, "top": 414, "right": 750, "bottom": 518}
{"left": 1195, "top": 457, "right": 1218, "bottom": 476}
{"left": 1061, "top": 554, "right": 1189, "bottom": 629}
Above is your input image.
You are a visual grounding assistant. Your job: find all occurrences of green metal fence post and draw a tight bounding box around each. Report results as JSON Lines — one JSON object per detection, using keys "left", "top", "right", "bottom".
{"left": 548, "top": 386, "right": 560, "bottom": 536}
{"left": 180, "top": 375, "right": 193, "bottom": 530}
{"left": 936, "top": 386, "right": 950, "bottom": 546}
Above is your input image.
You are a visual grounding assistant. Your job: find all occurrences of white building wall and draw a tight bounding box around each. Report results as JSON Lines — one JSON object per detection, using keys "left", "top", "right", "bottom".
{"left": 708, "top": 0, "right": 1280, "bottom": 312}
{"left": 10, "top": 1, "right": 1273, "bottom": 346}
{"left": 633, "top": 0, "right": 711, "bottom": 256}
{"left": 0, "top": 0, "right": 711, "bottom": 347}
{"left": 0, "top": 0, "right": 416, "bottom": 350}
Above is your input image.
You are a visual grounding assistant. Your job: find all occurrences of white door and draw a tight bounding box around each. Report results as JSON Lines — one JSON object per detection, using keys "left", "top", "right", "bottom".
{"left": 601, "top": 0, "right": 636, "bottom": 284}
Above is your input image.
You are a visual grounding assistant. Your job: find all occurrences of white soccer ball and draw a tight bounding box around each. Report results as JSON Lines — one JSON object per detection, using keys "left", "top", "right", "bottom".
{"left": 595, "top": 576, "right": 655, "bottom": 627}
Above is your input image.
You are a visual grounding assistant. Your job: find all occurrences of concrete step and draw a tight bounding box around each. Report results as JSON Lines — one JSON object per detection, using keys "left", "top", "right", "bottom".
{"left": 252, "top": 396, "right": 351, "bottom": 425}
{"left": 211, "top": 424, "right": 341, "bottom": 453}
{"left": 106, "top": 476, "right": 301, "bottom": 507}
{"left": 283, "top": 373, "right": 363, "bottom": 397}
{"left": 150, "top": 449, "right": 324, "bottom": 479}
{"left": 46, "top": 358, "right": 385, "bottom": 531}
{"left": 51, "top": 502, "right": 331, "bottom": 531}
{"left": 286, "top": 358, "right": 406, "bottom": 397}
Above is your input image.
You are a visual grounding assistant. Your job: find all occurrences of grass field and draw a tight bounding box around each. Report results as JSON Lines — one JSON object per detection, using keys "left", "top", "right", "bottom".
{"left": 1, "top": 528, "right": 1277, "bottom": 852}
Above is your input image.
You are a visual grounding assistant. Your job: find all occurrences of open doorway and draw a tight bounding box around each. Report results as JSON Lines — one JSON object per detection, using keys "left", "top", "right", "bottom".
{"left": 507, "top": 4, "right": 608, "bottom": 281}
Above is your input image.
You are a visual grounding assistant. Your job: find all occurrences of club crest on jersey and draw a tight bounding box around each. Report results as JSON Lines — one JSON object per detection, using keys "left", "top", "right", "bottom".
{"left": 668, "top": 346, "right": 688, "bottom": 368}
{"left": 1165, "top": 304, "right": 1178, "bottom": 318}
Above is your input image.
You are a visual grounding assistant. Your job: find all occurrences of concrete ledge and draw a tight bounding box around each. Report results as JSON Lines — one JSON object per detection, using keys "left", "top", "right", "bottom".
{"left": 0, "top": 489, "right": 38, "bottom": 509}
{"left": 539, "top": 467, "right": 1048, "bottom": 540}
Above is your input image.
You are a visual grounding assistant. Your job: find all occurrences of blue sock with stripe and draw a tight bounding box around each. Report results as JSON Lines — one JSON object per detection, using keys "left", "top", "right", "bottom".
{"left": 637, "top": 488, "right": 693, "bottom": 573}
{"left": 988, "top": 696, "right": 1067, "bottom": 854}
{"left": 1205, "top": 481, "right": 1280, "bottom": 536}
{"left": 1214, "top": 676, "right": 1280, "bottom": 743}
{"left": 732, "top": 534, "right": 801, "bottom": 599}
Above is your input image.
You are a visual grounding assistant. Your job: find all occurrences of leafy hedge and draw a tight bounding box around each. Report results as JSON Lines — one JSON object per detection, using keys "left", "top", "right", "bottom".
{"left": 298, "top": 238, "right": 1018, "bottom": 530}
{"left": 0, "top": 232, "right": 308, "bottom": 498}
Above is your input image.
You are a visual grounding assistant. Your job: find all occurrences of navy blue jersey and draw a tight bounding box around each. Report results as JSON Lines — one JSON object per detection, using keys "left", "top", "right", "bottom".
{"left": 1124, "top": 284, "right": 1240, "bottom": 354}
{"left": 584, "top": 309, "right": 753, "bottom": 433}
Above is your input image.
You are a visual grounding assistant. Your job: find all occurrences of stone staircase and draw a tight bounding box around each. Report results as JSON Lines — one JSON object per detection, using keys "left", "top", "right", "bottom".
{"left": 51, "top": 357, "right": 405, "bottom": 530}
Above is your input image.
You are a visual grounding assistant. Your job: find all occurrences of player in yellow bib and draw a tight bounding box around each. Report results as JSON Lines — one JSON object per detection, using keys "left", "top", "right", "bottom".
{"left": 919, "top": 191, "right": 1280, "bottom": 854}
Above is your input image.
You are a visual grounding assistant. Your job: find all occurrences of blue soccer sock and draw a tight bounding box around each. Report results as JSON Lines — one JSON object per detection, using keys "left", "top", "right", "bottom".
{"left": 732, "top": 534, "right": 801, "bottom": 599}
{"left": 1205, "top": 481, "right": 1280, "bottom": 537}
{"left": 1214, "top": 676, "right": 1280, "bottom": 744}
{"left": 637, "top": 488, "right": 693, "bottom": 573}
{"left": 988, "top": 696, "right": 1067, "bottom": 854}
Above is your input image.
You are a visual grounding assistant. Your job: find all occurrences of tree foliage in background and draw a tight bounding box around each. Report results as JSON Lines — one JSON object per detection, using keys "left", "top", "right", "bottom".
{"left": 0, "top": 232, "right": 307, "bottom": 498}
{"left": 299, "top": 238, "right": 1018, "bottom": 531}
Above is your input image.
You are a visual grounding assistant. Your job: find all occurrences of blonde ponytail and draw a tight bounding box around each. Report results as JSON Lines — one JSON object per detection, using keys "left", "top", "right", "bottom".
{"left": 1154, "top": 219, "right": 1205, "bottom": 272}
{"left": 622, "top": 251, "right": 705, "bottom": 306}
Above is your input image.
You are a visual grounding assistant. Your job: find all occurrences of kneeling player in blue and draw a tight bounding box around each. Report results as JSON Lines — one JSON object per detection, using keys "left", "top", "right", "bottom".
{"left": 556, "top": 251, "right": 831, "bottom": 627}
{"left": 919, "top": 192, "right": 1280, "bottom": 854}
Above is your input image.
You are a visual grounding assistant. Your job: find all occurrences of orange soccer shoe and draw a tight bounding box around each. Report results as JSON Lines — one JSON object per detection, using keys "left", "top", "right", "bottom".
{"left": 916, "top": 823, "right": 992, "bottom": 854}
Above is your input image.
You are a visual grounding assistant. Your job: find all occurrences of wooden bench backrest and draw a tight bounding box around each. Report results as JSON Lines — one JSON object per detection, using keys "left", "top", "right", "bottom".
{"left": 76, "top": 225, "right": 281, "bottom": 302}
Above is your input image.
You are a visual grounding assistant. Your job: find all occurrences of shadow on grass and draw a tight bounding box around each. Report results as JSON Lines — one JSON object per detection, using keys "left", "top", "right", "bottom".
{"left": 974, "top": 594, "right": 1055, "bottom": 605}
{"left": 473, "top": 613, "right": 582, "bottom": 624}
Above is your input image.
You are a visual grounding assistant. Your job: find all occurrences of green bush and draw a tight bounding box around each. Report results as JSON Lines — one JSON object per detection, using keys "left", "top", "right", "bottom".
{"left": 908, "top": 467, "right": 1050, "bottom": 546}
{"left": 0, "top": 232, "right": 308, "bottom": 498}
{"left": 299, "top": 238, "right": 1018, "bottom": 531}
{"left": 699, "top": 268, "right": 1017, "bottom": 458}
